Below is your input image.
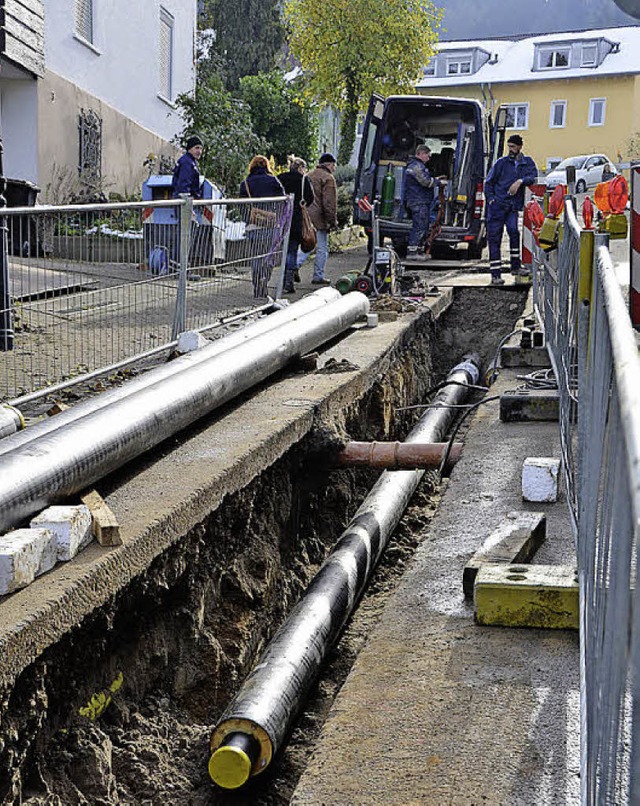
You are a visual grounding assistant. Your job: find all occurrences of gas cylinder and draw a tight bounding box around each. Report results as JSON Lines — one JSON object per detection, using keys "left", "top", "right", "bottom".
{"left": 380, "top": 164, "right": 396, "bottom": 217}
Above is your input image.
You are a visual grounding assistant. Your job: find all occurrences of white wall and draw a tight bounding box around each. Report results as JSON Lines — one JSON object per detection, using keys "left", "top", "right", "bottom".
{"left": 0, "top": 78, "right": 39, "bottom": 184}
{"left": 44, "top": 0, "right": 196, "bottom": 142}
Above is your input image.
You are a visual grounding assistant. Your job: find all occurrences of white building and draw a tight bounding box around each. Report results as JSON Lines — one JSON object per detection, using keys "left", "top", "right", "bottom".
{"left": 0, "top": 0, "right": 197, "bottom": 201}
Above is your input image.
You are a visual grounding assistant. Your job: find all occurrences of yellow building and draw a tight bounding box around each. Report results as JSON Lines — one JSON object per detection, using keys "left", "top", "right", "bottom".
{"left": 417, "top": 27, "right": 640, "bottom": 174}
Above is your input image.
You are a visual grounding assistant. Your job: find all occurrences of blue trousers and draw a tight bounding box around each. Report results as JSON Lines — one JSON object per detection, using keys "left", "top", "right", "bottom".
{"left": 407, "top": 199, "right": 437, "bottom": 249}
{"left": 487, "top": 204, "right": 521, "bottom": 274}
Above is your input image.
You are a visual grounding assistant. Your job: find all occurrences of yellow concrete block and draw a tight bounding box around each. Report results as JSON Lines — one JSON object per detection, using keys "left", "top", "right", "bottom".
{"left": 474, "top": 564, "right": 578, "bottom": 630}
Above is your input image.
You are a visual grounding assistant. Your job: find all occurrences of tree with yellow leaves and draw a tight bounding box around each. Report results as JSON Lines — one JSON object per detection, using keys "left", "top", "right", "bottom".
{"left": 283, "top": 0, "right": 442, "bottom": 164}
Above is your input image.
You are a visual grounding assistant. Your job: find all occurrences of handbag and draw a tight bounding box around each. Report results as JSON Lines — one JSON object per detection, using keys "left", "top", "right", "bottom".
{"left": 244, "top": 180, "right": 277, "bottom": 227}
{"left": 300, "top": 176, "right": 317, "bottom": 253}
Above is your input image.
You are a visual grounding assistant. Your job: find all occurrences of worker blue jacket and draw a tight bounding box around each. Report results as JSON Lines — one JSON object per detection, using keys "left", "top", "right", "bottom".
{"left": 484, "top": 153, "right": 538, "bottom": 212}
{"left": 404, "top": 157, "right": 438, "bottom": 206}
{"left": 172, "top": 152, "right": 202, "bottom": 198}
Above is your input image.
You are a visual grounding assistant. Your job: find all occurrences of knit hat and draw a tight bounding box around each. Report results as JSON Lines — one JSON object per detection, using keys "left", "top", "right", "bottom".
{"left": 318, "top": 153, "right": 337, "bottom": 164}
{"left": 507, "top": 134, "right": 523, "bottom": 146}
{"left": 185, "top": 135, "right": 203, "bottom": 151}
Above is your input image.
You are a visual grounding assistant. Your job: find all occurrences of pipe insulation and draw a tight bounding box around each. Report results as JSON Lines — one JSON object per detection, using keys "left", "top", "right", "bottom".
{"left": 0, "top": 288, "right": 342, "bottom": 456}
{"left": 0, "top": 292, "right": 369, "bottom": 533}
{"left": 0, "top": 405, "right": 24, "bottom": 440}
{"left": 208, "top": 354, "right": 481, "bottom": 789}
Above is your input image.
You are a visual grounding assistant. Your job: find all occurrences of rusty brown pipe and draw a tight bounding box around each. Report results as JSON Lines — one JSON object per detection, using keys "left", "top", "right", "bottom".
{"left": 334, "top": 441, "right": 463, "bottom": 472}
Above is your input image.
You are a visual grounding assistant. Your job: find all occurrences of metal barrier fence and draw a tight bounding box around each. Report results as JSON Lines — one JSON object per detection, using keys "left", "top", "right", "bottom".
{"left": 0, "top": 194, "right": 292, "bottom": 405}
{"left": 533, "top": 200, "right": 640, "bottom": 803}
{"left": 532, "top": 199, "right": 588, "bottom": 535}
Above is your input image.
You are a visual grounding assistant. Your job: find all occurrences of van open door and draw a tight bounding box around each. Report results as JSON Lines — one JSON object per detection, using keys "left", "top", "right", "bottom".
{"left": 353, "top": 93, "right": 385, "bottom": 226}
{"left": 489, "top": 105, "right": 509, "bottom": 169}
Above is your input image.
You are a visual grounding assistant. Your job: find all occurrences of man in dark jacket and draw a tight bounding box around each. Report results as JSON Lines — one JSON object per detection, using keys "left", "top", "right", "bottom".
{"left": 172, "top": 135, "right": 204, "bottom": 198}
{"left": 484, "top": 134, "right": 538, "bottom": 285}
{"left": 278, "top": 157, "right": 315, "bottom": 293}
{"left": 404, "top": 145, "right": 445, "bottom": 262}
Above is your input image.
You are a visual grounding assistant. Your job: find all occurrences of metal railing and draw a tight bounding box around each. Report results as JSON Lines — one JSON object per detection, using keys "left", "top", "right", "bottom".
{"left": 533, "top": 200, "right": 640, "bottom": 803}
{"left": 0, "top": 194, "right": 292, "bottom": 405}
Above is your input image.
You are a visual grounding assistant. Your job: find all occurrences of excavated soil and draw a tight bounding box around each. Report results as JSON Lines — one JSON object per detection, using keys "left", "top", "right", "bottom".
{"left": 0, "top": 285, "right": 528, "bottom": 806}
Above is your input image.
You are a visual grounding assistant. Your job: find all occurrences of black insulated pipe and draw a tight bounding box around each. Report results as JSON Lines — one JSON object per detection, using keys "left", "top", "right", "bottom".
{"left": 208, "top": 354, "right": 481, "bottom": 788}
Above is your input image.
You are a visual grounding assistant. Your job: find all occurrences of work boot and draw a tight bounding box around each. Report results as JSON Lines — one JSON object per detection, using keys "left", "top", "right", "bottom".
{"left": 490, "top": 275, "right": 505, "bottom": 286}
{"left": 294, "top": 271, "right": 301, "bottom": 283}
{"left": 311, "top": 278, "right": 331, "bottom": 285}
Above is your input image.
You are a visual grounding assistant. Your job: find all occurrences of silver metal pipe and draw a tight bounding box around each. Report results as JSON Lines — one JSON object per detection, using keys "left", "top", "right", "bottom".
{"left": 208, "top": 355, "right": 481, "bottom": 789}
{"left": 0, "top": 292, "right": 368, "bottom": 532}
{"left": 0, "top": 288, "right": 341, "bottom": 456}
{"left": 0, "top": 405, "right": 23, "bottom": 439}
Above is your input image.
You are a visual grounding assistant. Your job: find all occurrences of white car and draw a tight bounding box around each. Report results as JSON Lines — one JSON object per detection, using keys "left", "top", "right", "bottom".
{"left": 545, "top": 154, "right": 619, "bottom": 193}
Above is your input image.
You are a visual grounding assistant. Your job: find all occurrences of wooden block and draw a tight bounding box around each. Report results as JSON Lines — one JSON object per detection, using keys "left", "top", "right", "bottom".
{"left": 463, "top": 511, "right": 546, "bottom": 598}
{"left": 474, "top": 564, "right": 578, "bottom": 630}
{"left": 80, "top": 489, "right": 122, "bottom": 547}
{"left": 500, "top": 390, "right": 559, "bottom": 423}
{"left": 46, "top": 400, "right": 70, "bottom": 417}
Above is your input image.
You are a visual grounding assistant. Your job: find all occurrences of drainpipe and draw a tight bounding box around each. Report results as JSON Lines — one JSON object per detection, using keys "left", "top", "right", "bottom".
{"left": 208, "top": 354, "right": 481, "bottom": 789}
{"left": 0, "top": 292, "right": 369, "bottom": 533}
{"left": 0, "top": 288, "right": 342, "bottom": 455}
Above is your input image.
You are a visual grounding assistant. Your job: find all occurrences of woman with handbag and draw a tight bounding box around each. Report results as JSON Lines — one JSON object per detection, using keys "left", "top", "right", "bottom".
{"left": 239, "top": 155, "right": 285, "bottom": 298}
{"left": 277, "top": 156, "right": 315, "bottom": 293}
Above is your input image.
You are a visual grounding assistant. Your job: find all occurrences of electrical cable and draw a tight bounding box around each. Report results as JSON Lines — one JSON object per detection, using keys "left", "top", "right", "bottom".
{"left": 438, "top": 394, "right": 502, "bottom": 476}
{"left": 395, "top": 380, "right": 489, "bottom": 412}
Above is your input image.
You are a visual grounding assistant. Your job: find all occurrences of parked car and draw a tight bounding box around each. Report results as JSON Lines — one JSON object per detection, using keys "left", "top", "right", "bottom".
{"left": 544, "top": 154, "right": 619, "bottom": 193}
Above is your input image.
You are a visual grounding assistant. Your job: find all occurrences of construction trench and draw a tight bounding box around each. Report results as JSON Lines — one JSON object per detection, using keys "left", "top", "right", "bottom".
{"left": 0, "top": 281, "right": 532, "bottom": 805}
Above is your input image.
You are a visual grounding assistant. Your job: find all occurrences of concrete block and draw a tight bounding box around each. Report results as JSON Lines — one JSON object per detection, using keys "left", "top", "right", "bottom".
{"left": 176, "top": 330, "right": 209, "bottom": 354}
{"left": 500, "top": 390, "right": 559, "bottom": 422}
{"left": 474, "top": 564, "right": 578, "bottom": 630}
{"left": 500, "top": 345, "right": 551, "bottom": 369}
{"left": 0, "top": 528, "right": 56, "bottom": 595}
{"left": 463, "top": 511, "right": 546, "bottom": 598}
{"left": 31, "top": 505, "right": 93, "bottom": 561}
{"left": 365, "top": 313, "right": 379, "bottom": 328}
{"left": 522, "top": 457, "right": 560, "bottom": 502}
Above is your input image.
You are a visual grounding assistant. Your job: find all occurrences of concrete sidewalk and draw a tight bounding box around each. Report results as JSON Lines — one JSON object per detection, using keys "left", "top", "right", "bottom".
{"left": 292, "top": 349, "right": 579, "bottom": 804}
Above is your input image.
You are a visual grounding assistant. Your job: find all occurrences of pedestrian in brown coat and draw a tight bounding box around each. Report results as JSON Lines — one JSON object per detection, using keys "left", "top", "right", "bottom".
{"left": 299, "top": 153, "right": 338, "bottom": 284}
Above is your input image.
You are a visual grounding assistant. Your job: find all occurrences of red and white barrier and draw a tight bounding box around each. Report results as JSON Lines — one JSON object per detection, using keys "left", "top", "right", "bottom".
{"left": 631, "top": 165, "right": 640, "bottom": 330}
{"left": 522, "top": 183, "right": 546, "bottom": 270}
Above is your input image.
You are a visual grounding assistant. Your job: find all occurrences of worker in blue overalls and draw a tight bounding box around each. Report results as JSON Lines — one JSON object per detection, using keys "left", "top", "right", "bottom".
{"left": 484, "top": 134, "right": 538, "bottom": 285}
{"left": 404, "top": 145, "right": 446, "bottom": 262}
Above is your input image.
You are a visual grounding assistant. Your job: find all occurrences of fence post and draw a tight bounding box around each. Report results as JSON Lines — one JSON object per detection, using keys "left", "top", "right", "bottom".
{"left": 631, "top": 162, "right": 640, "bottom": 330}
{"left": 0, "top": 126, "right": 14, "bottom": 351}
{"left": 578, "top": 228, "right": 595, "bottom": 305}
{"left": 274, "top": 195, "right": 293, "bottom": 300}
{"left": 172, "top": 194, "right": 192, "bottom": 340}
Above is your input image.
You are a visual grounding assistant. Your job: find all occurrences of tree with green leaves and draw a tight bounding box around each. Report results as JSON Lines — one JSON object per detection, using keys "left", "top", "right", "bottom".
{"left": 201, "top": 0, "right": 285, "bottom": 90}
{"left": 283, "top": 0, "right": 442, "bottom": 164}
{"left": 175, "top": 73, "right": 267, "bottom": 193}
{"left": 238, "top": 72, "right": 318, "bottom": 166}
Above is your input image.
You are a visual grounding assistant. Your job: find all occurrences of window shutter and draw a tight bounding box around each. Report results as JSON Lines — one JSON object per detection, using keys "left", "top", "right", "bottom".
{"left": 75, "top": 0, "right": 93, "bottom": 43}
{"left": 159, "top": 9, "right": 173, "bottom": 100}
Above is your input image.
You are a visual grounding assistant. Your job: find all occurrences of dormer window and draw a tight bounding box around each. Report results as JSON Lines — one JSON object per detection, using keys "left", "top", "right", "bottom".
{"left": 423, "top": 58, "right": 436, "bottom": 76}
{"left": 538, "top": 46, "right": 570, "bottom": 69}
{"left": 581, "top": 43, "right": 598, "bottom": 67}
{"left": 447, "top": 56, "right": 472, "bottom": 76}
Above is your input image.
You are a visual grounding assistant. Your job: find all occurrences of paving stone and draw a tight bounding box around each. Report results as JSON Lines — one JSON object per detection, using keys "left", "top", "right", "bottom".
{"left": 31, "top": 505, "right": 93, "bottom": 561}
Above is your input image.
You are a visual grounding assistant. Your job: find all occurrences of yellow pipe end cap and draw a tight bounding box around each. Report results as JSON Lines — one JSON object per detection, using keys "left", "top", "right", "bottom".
{"left": 208, "top": 745, "right": 252, "bottom": 789}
